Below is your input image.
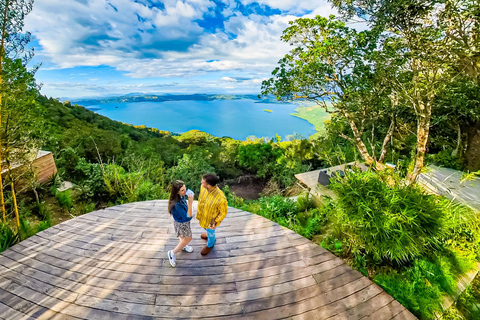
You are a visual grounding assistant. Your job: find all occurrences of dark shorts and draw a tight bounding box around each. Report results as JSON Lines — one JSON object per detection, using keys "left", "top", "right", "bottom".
{"left": 173, "top": 221, "right": 192, "bottom": 238}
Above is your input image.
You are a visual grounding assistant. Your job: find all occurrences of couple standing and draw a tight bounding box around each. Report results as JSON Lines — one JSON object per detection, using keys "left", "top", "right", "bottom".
{"left": 167, "top": 174, "right": 228, "bottom": 267}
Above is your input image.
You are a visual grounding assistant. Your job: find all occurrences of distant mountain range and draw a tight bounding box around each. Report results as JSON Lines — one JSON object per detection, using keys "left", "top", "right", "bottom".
{"left": 71, "top": 94, "right": 286, "bottom": 107}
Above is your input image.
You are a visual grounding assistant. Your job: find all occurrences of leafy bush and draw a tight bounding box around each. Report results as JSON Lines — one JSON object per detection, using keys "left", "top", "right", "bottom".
{"left": 32, "top": 202, "right": 52, "bottom": 223}
{"left": 296, "top": 207, "right": 328, "bottom": 239}
{"left": 36, "top": 220, "right": 51, "bottom": 233}
{"left": 296, "top": 192, "right": 316, "bottom": 212}
{"left": 56, "top": 190, "right": 74, "bottom": 211}
{"left": 0, "top": 223, "right": 19, "bottom": 252}
{"left": 74, "top": 158, "right": 106, "bottom": 198}
{"left": 19, "top": 217, "right": 36, "bottom": 240}
{"left": 375, "top": 250, "right": 477, "bottom": 320}
{"left": 167, "top": 151, "right": 215, "bottom": 194}
{"left": 431, "top": 149, "right": 463, "bottom": 170}
{"left": 72, "top": 202, "right": 96, "bottom": 216}
{"left": 104, "top": 163, "right": 168, "bottom": 203}
{"left": 455, "top": 274, "right": 480, "bottom": 320}
{"left": 329, "top": 170, "right": 447, "bottom": 264}
{"left": 222, "top": 185, "right": 244, "bottom": 208}
{"left": 238, "top": 142, "right": 283, "bottom": 177}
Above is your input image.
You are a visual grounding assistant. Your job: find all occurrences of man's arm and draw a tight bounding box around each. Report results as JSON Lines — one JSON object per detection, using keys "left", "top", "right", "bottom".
{"left": 214, "top": 198, "right": 229, "bottom": 225}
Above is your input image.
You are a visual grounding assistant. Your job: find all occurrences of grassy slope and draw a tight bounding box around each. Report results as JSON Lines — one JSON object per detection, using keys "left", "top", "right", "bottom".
{"left": 290, "top": 101, "right": 331, "bottom": 136}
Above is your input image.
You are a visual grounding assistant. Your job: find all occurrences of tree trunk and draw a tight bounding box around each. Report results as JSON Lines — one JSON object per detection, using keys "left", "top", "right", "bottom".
{"left": 378, "top": 116, "right": 395, "bottom": 164}
{"left": 465, "top": 122, "right": 480, "bottom": 172}
{"left": 345, "top": 112, "right": 375, "bottom": 166}
{"left": 451, "top": 122, "right": 461, "bottom": 157}
{"left": 408, "top": 103, "right": 432, "bottom": 183}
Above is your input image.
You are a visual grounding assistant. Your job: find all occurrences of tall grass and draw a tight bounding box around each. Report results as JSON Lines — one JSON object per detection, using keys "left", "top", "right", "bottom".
{"left": 328, "top": 170, "right": 447, "bottom": 264}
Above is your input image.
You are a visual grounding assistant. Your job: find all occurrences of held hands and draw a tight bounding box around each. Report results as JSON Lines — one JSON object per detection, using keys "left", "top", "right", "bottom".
{"left": 208, "top": 220, "right": 217, "bottom": 230}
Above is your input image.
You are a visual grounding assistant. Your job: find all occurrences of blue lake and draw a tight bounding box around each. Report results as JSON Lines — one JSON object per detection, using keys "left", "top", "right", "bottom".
{"left": 88, "top": 99, "right": 316, "bottom": 140}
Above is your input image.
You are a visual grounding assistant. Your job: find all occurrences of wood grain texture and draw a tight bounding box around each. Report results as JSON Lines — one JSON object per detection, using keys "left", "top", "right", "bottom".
{"left": 0, "top": 200, "right": 417, "bottom": 319}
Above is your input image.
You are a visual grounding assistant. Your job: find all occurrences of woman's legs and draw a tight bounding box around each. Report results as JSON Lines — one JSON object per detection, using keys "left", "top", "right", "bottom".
{"left": 173, "top": 236, "right": 192, "bottom": 254}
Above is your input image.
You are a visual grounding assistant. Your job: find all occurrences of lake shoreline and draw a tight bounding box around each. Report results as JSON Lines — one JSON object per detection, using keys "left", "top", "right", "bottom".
{"left": 86, "top": 99, "right": 325, "bottom": 141}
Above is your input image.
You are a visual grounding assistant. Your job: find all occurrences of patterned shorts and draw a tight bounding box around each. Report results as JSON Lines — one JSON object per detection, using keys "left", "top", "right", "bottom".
{"left": 173, "top": 221, "right": 192, "bottom": 238}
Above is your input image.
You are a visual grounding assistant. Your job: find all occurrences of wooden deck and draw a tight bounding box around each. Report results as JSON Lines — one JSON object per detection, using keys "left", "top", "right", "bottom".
{"left": 0, "top": 200, "right": 417, "bottom": 319}
{"left": 419, "top": 165, "right": 480, "bottom": 211}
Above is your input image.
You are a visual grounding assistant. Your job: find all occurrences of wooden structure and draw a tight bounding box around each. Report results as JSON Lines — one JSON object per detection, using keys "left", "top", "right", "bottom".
{"left": 295, "top": 162, "right": 368, "bottom": 199}
{"left": 32, "top": 151, "right": 57, "bottom": 183}
{"left": 0, "top": 200, "right": 416, "bottom": 319}
{"left": 1, "top": 150, "right": 57, "bottom": 185}
{"left": 418, "top": 165, "right": 480, "bottom": 212}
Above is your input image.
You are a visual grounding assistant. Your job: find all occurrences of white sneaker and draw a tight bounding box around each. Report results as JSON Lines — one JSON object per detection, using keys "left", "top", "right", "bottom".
{"left": 182, "top": 245, "right": 193, "bottom": 253}
{"left": 167, "top": 250, "right": 176, "bottom": 267}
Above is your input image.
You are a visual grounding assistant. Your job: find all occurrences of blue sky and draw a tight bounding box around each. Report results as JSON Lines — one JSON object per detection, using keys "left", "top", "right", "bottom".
{"left": 25, "top": 0, "right": 338, "bottom": 99}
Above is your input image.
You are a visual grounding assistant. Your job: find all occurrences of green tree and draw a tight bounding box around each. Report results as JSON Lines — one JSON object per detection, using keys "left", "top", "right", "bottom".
{"left": 0, "top": 58, "right": 41, "bottom": 227}
{"left": 0, "top": 0, "right": 34, "bottom": 224}
{"left": 330, "top": 0, "right": 479, "bottom": 182}
{"left": 261, "top": 16, "right": 398, "bottom": 169}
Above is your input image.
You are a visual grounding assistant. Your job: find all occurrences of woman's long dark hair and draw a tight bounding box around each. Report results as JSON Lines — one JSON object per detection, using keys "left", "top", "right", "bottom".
{"left": 168, "top": 180, "right": 185, "bottom": 214}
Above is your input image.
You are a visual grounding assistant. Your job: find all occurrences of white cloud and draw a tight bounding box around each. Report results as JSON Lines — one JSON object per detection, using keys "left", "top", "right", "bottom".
{"left": 25, "top": 0, "right": 340, "bottom": 97}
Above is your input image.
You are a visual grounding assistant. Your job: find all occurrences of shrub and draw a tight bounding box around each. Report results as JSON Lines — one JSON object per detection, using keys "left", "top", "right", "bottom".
{"left": 222, "top": 185, "right": 244, "bottom": 208}
{"left": 167, "top": 152, "right": 215, "bottom": 194}
{"left": 455, "top": 274, "right": 480, "bottom": 320}
{"left": 72, "top": 202, "right": 96, "bottom": 216}
{"left": 104, "top": 163, "right": 168, "bottom": 203}
{"left": 32, "top": 202, "right": 52, "bottom": 223}
{"left": 261, "top": 179, "right": 282, "bottom": 196}
{"left": 296, "top": 192, "right": 316, "bottom": 212}
{"left": 36, "top": 220, "right": 51, "bottom": 233}
{"left": 0, "top": 223, "right": 19, "bottom": 253}
{"left": 296, "top": 207, "right": 328, "bottom": 239}
{"left": 56, "top": 190, "right": 74, "bottom": 211}
{"left": 375, "top": 250, "right": 477, "bottom": 320}
{"left": 19, "top": 217, "right": 36, "bottom": 240}
{"left": 329, "top": 170, "right": 447, "bottom": 264}
{"left": 254, "top": 195, "right": 298, "bottom": 221}
{"left": 431, "top": 149, "right": 463, "bottom": 170}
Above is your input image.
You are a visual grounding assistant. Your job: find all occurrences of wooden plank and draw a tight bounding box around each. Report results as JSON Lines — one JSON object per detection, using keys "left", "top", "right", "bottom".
{"left": 362, "top": 300, "right": 411, "bottom": 320}
{"left": 0, "top": 200, "right": 415, "bottom": 319}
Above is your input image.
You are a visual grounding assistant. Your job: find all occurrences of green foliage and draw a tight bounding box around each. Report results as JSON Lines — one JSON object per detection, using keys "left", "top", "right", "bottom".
{"left": 32, "top": 202, "right": 52, "bottom": 224}
{"left": 455, "top": 274, "right": 480, "bottom": 320}
{"left": 103, "top": 162, "right": 168, "bottom": 204}
{"left": 296, "top": 207, "right": 328, "bottom": 239}
{"left": 56, "top": 190, "right": 74, "bottom": 211}
{"left": 19, "top": 217, "right": 36, "bottom": 240}
{"left": 430, "top": 150, "right": 464, "bottom": 170}
{"left": 73, "top": 158, "right": 106, "bottom": 198}
{"left": 222, "top": 185, "right": 244, "bottom": 208}
{"left": 167, "top": 152, "right": 215, "bottom": 194}
{"left": 72, "top": 202, "right": 96, "bottom": 216}
{"left": 238, "top": 142, "right": 283, "bottom": 177}
{"left": 296, "top": 192, "right": 316, "bottom": 212}
{"left": 0, "top": 223, "right": 19, "bottom": 253}
{"left": 375, "top": 251, "right": 477, "bottom": 320}
{"left": 329, "top": 170, "right": 447, "bottom": 264}
{"left": 36, "top": 220, "right": 51, "bottom": 233}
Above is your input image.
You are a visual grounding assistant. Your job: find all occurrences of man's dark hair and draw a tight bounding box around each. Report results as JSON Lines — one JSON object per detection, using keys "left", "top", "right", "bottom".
{"left": 203, "top": 174, "right": 219, "bottom": 187}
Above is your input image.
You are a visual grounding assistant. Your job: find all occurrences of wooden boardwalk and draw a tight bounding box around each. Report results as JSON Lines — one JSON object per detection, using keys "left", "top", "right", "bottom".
{"left": 0, "top": 200, "right": 416, "bottom": 319}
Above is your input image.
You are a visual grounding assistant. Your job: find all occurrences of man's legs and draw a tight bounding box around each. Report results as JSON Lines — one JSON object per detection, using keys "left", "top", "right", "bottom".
{"left": 206, "top": 228, "right": 216, "bottom": 248}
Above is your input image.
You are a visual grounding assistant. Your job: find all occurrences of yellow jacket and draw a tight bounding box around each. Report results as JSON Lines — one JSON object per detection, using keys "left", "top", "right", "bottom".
{"left": 196, "top": 186, "right": 228, "bottom": 229}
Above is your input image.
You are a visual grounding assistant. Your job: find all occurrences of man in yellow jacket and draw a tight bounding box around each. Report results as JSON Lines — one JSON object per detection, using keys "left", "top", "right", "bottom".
{"left": 196, "top": 174, "right": 228, "bottom": 256}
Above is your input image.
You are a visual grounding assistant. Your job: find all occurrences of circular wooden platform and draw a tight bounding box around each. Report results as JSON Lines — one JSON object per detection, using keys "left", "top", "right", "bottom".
{"left": 0, "top": 200, "right": 417, "bottom": 319}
